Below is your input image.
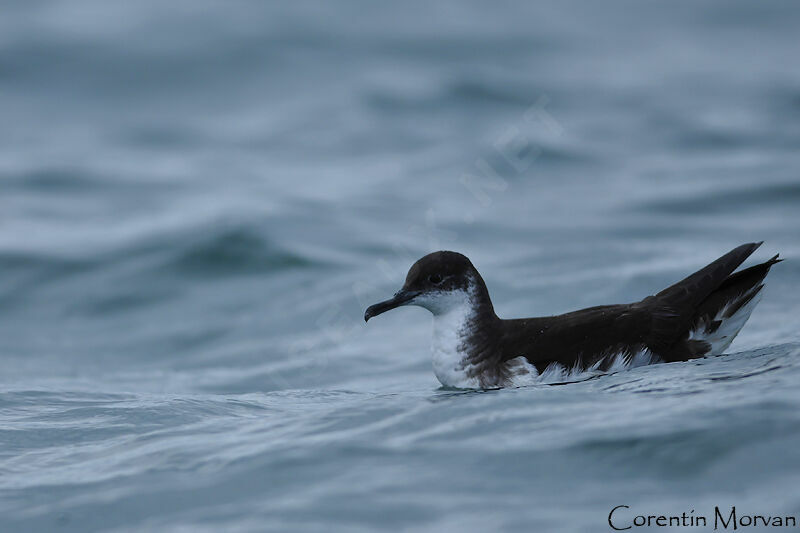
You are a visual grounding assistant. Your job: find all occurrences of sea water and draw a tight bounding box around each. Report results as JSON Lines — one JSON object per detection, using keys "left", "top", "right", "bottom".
{"left": 1, "top": 1, "right": 800, "bottom": 531}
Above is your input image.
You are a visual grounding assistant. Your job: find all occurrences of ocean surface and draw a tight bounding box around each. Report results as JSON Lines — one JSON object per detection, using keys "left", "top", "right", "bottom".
{"left": 2, "top": 1, "right": 800, "bottom": 531}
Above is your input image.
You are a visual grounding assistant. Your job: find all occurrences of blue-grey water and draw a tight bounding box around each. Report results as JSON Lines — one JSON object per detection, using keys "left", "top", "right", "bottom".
{"left": 2, "top": 1, "right": 800, "bottom": 531}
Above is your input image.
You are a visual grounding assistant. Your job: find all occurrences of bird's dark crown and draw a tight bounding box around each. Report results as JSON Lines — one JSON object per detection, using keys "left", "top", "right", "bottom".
{"left": 402, "top": 251, "right": 478, "bottom": 293}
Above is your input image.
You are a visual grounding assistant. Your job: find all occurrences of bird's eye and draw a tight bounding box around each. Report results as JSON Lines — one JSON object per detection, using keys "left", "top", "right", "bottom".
{"left": 428, "top": 274, "right": 443, "bottom": 285}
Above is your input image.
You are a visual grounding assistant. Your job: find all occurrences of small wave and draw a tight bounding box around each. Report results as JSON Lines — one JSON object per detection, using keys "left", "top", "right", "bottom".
{"left": 634, "top": 182, "right": 800, "bottom": 215}
{"left": 446, "top": 79, "right": 541, "bottom": 107}
{"left": 2, "top": 168, "right": 103, "bottom": 192}
{"left": 0, "top": 251, "right": 94, "bottom": 307}
{"left": 0, "top": 250, "right": 90, "bottom": 274}
{"left": 164, "top": 226, "right": 313, "bottom": 277}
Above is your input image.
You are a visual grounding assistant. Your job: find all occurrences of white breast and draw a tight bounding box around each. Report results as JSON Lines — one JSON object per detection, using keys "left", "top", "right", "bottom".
{"left": 429, "top": 299, "right": 482, "bottom": 388}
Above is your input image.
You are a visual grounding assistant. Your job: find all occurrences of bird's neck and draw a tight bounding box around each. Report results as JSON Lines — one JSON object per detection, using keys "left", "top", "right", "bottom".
{"left": 430, "top": 276, "right": 504, "bottom": 388}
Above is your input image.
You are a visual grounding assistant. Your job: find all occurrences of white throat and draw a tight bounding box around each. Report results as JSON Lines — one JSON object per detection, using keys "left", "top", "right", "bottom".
{"left": 414, "top": 288, "right": 481, "bottom": 388}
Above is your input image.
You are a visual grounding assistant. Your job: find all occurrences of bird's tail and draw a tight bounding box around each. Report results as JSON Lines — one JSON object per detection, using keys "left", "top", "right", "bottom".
{"left": 687, "top": 254, "right": 782, "bottom": 355}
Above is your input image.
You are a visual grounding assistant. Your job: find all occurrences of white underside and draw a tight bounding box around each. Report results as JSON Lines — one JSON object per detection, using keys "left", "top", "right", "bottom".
{"left": 504, "top": 349, "right": 659, "bottom": 387}
{"left": 430, "top": 297, "right": 481, "bottom": 389}
{"left": 433, "top": 342, "right": 660, "bottom": 389}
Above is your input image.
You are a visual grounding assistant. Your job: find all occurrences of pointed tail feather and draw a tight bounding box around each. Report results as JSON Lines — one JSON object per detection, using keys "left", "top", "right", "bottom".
{"left": 688, "top": 254, "right": 782, "bottom": 355}
{"left": 646, "top": 242, "right": 764, "bottom": 354}
{"left": 654, "top": 242, "right": 763, "bottom": 312}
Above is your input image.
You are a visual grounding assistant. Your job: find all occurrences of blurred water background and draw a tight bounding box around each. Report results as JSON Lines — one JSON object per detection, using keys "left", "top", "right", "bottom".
{"left": 2, "top": 1, "right": 800, "bottom": 531}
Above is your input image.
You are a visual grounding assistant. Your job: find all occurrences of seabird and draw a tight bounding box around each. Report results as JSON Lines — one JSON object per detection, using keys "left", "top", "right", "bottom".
{"left": 364, "top": 243, "right": 781, "bottom": 389}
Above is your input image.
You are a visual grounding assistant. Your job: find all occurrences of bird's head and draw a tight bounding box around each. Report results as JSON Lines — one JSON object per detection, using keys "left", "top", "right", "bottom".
{"left": 364, "top": 251, "right": 485, "bottom": 321}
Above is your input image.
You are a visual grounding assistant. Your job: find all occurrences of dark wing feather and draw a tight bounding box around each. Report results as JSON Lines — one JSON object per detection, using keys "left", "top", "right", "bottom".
{"left": 502, "top": 304, "right": 649, "bottom": 372}
{"left": 503, "top": 243, "right": 774, "bottom": 370}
